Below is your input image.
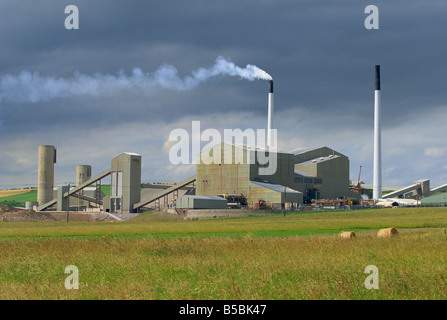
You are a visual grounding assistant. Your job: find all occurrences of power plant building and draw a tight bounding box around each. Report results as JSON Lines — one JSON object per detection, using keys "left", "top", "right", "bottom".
{"left": 292, "top": 146, "right": 356, "bottom": 201}
{"left": 35, "top": 71, "right": 371, "bottom": 213}
{"left": 196, "top": 143, "right": 361, "bottom": 207}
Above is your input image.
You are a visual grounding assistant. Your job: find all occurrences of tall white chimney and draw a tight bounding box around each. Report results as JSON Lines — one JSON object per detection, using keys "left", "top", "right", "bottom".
{"left": 267, "top": 80, "right": 274, "bottom": 148}
{"left": 373, "top": 65, "right": 382, "bottom": 200}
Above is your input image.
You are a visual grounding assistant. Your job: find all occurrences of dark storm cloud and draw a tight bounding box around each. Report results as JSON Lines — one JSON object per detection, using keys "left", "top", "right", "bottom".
{"left": 2, "top": 1, "right": 446, "bottom": 121}
{"left": 1, "top": 0, "right": 447, "bottom": 187}
{"left": 2, "top": 1, "right": 445, "bottom": 120}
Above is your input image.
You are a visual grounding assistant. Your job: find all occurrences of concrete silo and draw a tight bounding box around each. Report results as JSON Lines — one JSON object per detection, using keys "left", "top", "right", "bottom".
{"left": 76, "top": 165, "right": 92, "bottom": 209}
{"left": 76, "top": 165, "right": 92, "bottom": 186}
{"left": 37, "top": 145, "right": 57, "bottom": 205}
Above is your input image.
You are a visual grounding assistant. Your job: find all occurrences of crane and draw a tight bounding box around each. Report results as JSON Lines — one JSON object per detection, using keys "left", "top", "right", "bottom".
{"left": 354, "top": 166, "right": 363, "bottom": 194}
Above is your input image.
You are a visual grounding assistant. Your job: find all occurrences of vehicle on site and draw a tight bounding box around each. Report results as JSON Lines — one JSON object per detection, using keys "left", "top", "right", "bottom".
{"left": 253, "top": 199, "right": 268, "bottom": 210}
{"left": 218, "top": 193, "right": 248, "bottom": 209}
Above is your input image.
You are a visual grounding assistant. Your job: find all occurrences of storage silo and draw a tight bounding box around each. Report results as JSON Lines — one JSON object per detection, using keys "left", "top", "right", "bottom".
{"left": 37, "top": 145, "right": 56, "bottom": 205}
{"left": 76, "top": 165, "right": 92, "bottom": 187}
{"left": 76, "top": 165, "right": 92, "bottom": 209}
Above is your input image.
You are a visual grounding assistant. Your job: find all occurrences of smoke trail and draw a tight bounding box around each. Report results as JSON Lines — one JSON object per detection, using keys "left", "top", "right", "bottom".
{"left": 0, "top": 56, "right": 272, "bottom": 104}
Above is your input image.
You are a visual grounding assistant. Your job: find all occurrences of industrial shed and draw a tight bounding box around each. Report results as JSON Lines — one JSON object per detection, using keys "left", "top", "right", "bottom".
{"left": 249, "top": 181, "right": 302, "bottom": 208}
{"left": 176, "top": 195, "right": 228, "bottom": 209}
{"left": 421, "top": 193, "right": 447, "bottom": 206}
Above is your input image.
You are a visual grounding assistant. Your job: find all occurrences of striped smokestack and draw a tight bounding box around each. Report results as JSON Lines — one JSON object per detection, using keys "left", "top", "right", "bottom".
{"left": 373, "top": 65, "right": 382, "bottom": 200}
{"left": 267, "top": 80, "right": 274, "bottom": 148}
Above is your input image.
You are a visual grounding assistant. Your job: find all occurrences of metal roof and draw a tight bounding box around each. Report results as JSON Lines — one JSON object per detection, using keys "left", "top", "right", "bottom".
{"left": 232, "top": 143, "right": 282, "bottom": 153}
{"left": 421, "top": 193, "right": 447, "bottom": 204}
{"left": 294, "top": 170, "right": 315, "bottom": 178}
{"left": 251, "top": 181, "right": 302, "bottom": 194}
{"left": 288, "top": 147, "right": 320, "bottom": 155}
{"left": 181, "top": 195, "right": 227, "bottom": 201}
{"left": 298, "top": 155, "right": 340, "bottom": 165}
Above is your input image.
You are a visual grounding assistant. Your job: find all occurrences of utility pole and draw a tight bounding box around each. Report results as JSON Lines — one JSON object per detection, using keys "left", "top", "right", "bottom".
{"left": 283, "top": 185, "right": 286, "bottom": 216}
{"left": 66, "top": 183, "right": 70, "bottom": 223}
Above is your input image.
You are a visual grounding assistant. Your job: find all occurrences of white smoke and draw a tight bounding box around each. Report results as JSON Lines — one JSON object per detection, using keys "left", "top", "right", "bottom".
{"left": 191, "top": 56, "right": 272, "bottom": 83}
{"left": 0, "top": 56, "right": 272, "bottom": 104}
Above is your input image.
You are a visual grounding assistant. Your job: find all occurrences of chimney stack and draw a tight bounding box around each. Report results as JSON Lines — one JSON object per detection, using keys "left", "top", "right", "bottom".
{"left": 373, "top": 65, "right": 382, "bottom": 200}
{"left": 267, "top": 80, "right": 274, "bottom": 148}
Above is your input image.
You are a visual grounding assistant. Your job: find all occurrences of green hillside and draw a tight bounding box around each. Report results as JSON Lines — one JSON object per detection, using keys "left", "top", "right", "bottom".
{"left": 0, "top": 190, "right": 38, "bottom": 209}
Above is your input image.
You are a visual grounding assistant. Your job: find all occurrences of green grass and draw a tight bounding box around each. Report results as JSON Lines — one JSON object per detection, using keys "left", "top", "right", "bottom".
{"left": 0, "top": 230, "right": 446, "bottom": 299}
{"left": 0, "top": 185, "right": 138, "bottom": 208}
{"left": 0, "top": 207, "right": 447, "bottom": 299}
{"left": 100, "top": 185, "right": 110, "bottom": 196}
{"left": 1, "top": 207, "right": 445, "bottom": 239}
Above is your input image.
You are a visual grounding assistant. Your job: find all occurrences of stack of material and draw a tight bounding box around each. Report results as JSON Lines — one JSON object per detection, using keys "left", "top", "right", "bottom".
{"left": 377, "top": 227, "right": 399, "bottom": 238}
{"left": 339, "top": 231, "right": 356, "bottom": 239}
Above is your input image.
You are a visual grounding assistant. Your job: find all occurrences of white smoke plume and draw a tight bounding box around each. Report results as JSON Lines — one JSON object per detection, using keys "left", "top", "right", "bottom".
{"left": 0, "top": 56, "right": 272, "bottom": 104}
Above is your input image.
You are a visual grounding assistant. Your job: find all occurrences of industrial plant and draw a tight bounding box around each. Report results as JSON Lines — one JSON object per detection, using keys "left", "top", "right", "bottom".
{"left": 32, "top": 66, "right": 447, "bottom": 216}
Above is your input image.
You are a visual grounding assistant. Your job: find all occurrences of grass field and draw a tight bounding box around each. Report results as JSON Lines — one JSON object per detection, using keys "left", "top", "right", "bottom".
{"left": 0, "top": 186, "right": 111, "bottom": 209}
{"left": 0, "top": 190, "right": 38, "bottom": 209}
{"left": 0, "top": 189, "right": 36, "bottom": 197}
{"left": 0, "top": 207, "right": 446, "bottom": 299}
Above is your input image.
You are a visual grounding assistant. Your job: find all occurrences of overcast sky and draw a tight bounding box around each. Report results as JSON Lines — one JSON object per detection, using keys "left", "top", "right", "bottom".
{"left": 1, "top": 0, "right": 447, "bottom": 190}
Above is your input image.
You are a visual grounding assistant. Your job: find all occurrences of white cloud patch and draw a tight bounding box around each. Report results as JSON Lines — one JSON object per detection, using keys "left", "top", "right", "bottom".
{"left": 424, "top": 147, "right": 447, "bottom": 158}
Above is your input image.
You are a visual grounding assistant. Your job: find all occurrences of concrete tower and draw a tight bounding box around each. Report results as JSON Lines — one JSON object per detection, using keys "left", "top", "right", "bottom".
{"left": 373, "top": 65, "right": 382, "bottom": 200}
{"left": 110, "top": 153, "right": 141, "bottom": 213}
{"left": 76, "top": 165, "right": 92, "bottom": 209}
{"left": 37, "top": 145, "right": 56, "bottom": 205}
{"left": 76, "top": 165, "right": 92, "bottom": 187}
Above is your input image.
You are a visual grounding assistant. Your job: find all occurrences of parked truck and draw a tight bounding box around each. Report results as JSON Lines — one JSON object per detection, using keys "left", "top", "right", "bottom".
{"left": 217, "top": 194, "right": 248, "bottom": 209}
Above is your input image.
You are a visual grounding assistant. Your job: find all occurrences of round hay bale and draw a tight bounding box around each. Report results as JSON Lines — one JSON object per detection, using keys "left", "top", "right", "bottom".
{"left": 377, "top": 227, "right": 399, "bottom": 238}
{"left": 339, "top": 231, "right": 356, "bottom": 239}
